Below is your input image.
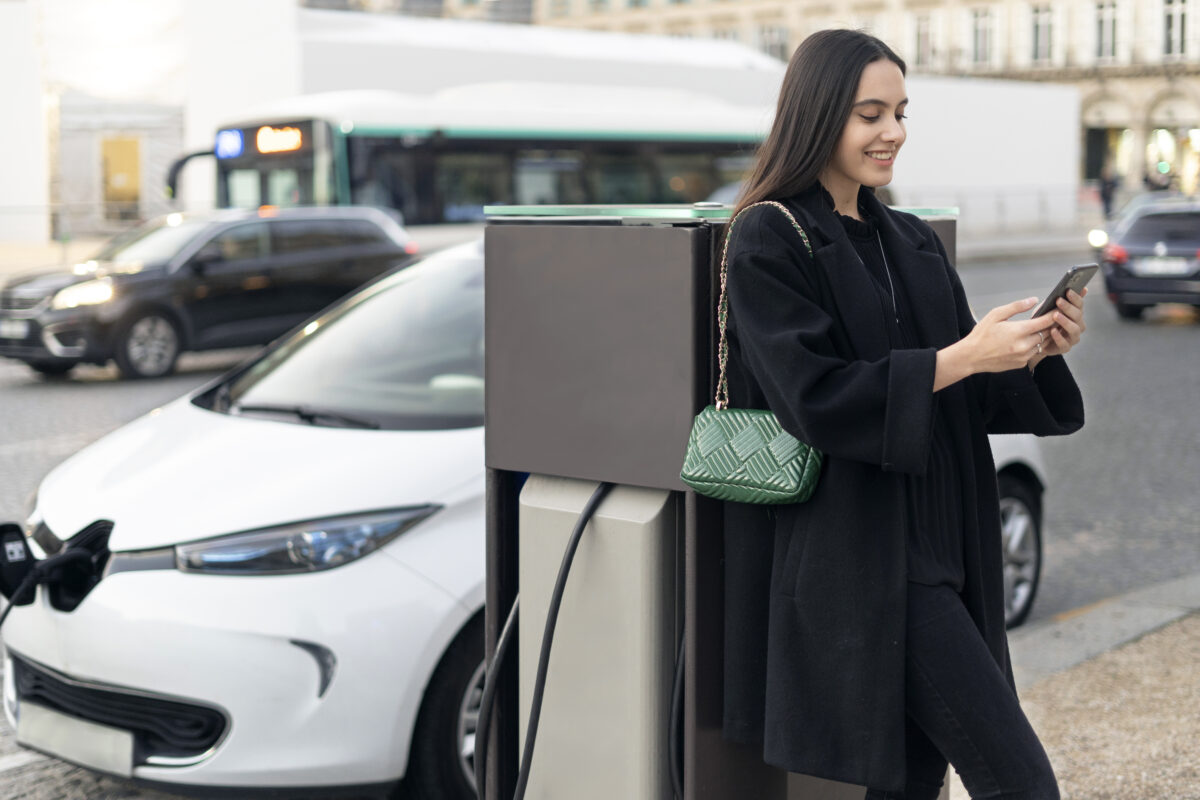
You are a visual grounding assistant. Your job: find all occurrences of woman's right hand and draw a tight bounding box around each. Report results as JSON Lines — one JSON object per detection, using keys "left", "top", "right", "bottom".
{"left": 934, "top": 297, "right": 1059, "bottom": 390}
{"left": 962, "top": 297, "right": 1060, "bottom": 373}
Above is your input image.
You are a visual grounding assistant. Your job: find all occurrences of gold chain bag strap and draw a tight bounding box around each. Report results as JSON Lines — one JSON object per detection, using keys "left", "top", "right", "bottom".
{"left": 679, "top": 201, "right": 824, "bottom": 504}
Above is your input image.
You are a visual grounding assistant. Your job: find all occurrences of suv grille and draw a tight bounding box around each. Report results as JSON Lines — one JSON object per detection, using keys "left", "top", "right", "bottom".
{"left": 12, "top": 654, "right": 227, "bottom": 761}
{"left": 0, "top": 293, "right": 43, "bottom": 312}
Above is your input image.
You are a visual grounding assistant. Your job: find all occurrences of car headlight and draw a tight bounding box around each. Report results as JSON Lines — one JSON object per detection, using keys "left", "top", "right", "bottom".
{"left": 51, "top": 277, "right": 114, "bottom": 310}
{"left": 22, "top": 503, "right": 62, "bottom": 557}
{"left": 175, "top": 506, "right": 442, "bottom": 575}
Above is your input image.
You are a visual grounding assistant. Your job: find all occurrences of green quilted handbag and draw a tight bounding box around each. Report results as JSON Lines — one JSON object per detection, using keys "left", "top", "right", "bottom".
{"left": 680, "top": 201, "right": 823, "bottom": 504}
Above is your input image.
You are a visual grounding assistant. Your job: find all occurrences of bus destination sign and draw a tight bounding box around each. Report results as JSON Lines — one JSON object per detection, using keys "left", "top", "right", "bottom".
{"left": 257, "top": 125, "right": 304, "bottom": 155}
{"left": 215, "top": 122, "right": 313, "bottom": 161}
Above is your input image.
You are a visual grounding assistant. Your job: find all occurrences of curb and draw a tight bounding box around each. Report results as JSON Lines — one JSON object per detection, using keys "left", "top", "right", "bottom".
{"left": 1007, "top": 572, "right": 1200, "bottom": 690}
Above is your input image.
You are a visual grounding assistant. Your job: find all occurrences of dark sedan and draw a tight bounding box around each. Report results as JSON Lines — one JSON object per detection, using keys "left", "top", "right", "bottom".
{"left": 1100, "top": 202, "right": 1200, "bottom": 319}
{"left": 0, "top": 206, "right": 417, "bottom": 378}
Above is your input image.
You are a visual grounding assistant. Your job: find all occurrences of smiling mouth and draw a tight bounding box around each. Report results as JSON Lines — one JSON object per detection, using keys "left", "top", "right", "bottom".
{"left": 867, "top": 151, "right": 895, "bottom": 163}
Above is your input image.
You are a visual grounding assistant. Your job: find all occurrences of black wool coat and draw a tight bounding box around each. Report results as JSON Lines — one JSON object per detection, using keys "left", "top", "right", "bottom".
{"left": 720, "top": 185, "right": 1084, "bottom": 791}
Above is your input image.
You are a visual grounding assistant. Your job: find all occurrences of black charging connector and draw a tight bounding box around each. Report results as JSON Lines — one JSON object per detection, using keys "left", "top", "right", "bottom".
{"left": 0, "top": 519, "right": 114, "bottom": 631}
{"left": 1, "top": 523, "right": 38, "bottom": 607}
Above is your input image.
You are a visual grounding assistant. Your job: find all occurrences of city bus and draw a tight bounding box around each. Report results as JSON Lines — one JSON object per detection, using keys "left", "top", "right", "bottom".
{"left": 183, "top": 82, "right": 769, "bottom": 226}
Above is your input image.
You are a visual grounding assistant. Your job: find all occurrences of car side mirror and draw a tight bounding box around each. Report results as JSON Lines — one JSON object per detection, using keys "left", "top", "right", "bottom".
{"left": 191, "top": 241, "right": 223, "bottom": 272}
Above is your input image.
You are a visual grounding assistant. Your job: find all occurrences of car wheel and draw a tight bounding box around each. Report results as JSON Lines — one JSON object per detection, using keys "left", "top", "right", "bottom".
{"left": 1114, "top": 300, "right": 1146, "bottom": 320}
{"left": 998, "top": 474, "right": 1042, "bottom": 629}
{"left": 113, "top": 312, "right": 180, "bottom": 379}
{"left": 400, "top": 613, "right": 484, "bottom": 800}
{"left": 27, "top": 360, "right": 75, "bottom": 377}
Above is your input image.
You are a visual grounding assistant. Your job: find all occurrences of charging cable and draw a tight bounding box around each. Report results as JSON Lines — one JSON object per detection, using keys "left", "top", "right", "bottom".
{"left": 474, "top": 481, "right": 611, "bottom": 800}
{"left": 473, "top": 481, "right": 687, "bottom": 800}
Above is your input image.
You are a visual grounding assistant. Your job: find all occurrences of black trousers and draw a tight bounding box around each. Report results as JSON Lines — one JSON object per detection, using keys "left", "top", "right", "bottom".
{"left": 864, "top": 583, "right": 1060, "bottom": 800}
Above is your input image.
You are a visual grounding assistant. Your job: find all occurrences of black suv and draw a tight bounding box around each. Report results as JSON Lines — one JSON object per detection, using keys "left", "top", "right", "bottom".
{"left": 0, "top": 206, "right": 416, "bottom": 378}
{"left": 1100, "top": 201, "right": 1200, "bottom": 319}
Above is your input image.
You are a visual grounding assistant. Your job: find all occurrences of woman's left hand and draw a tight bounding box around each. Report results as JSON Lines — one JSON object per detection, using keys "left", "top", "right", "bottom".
{"left": 1029, "top": 287, "right": 1087, "bottom": 370}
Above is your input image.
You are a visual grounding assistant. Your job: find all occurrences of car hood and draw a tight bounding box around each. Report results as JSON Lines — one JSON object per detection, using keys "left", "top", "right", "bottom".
{"left": 3, "top": 260, "right": 167, "bottom": 297}
{"left": 36, "top": 397, "right": 485, "bottom": 551}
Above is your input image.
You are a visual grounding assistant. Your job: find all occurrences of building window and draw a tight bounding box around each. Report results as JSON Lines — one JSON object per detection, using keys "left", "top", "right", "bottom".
{"left": 971, "top": 8, "right": 993, "bottom": 65}
{"left": 1096, "top": 1, "right": 1117, "bottom": 59}
{"left": 627, "top": 0, "right": 648, "bottom": 8}
{"left": 1032, "top": 4, "right": 1053, "bottom": 62}
{"left": 757, "top": 25, "right": 789, "bottom": 61}
{"left": 712, "top": 27, "right": 740, "bottom": 41}
{"left": 1165, "top": 0, "right": 1187, "bottom": 56}
{"left": 914, "top": 14, "right": 933, "bottom": 67}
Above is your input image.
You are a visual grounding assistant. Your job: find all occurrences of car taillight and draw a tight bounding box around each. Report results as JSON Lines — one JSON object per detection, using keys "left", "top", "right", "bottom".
{"left": 1103, "top": 243, "right": 1128, "bottom": 264}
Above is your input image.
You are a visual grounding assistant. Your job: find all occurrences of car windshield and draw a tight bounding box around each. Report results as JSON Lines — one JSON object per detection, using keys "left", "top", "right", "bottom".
{"left": 93, "top": 216, "right": 212, "bottom": 263}
{"left": 221, "top": 242, "right": 484, "bottom": 431}
{"left": 1123, "top": 212, "right": 1200, "bottom": 243}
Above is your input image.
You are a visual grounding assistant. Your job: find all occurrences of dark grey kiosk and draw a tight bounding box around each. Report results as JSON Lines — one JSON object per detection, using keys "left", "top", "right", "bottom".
{"left": 482, "top": 203, "right": 957, "bottom": 800}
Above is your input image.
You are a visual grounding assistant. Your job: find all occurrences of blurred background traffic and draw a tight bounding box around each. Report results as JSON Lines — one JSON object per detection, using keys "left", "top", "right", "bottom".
{"left": 8, "top": 0, "right": 1197, "bottom": 250}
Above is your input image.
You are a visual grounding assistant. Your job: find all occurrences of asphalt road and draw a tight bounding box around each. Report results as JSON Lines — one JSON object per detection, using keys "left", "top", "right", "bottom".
{"left": 956, "top": 248, "right": 1200, "bottom": 622}
{"left": 0, "top": 243, "right": 1196, "bottom": 799}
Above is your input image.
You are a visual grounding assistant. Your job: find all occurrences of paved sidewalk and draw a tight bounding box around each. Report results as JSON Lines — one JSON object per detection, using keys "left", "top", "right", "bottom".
{"left": 956, "top": 228, "right": 1095, "bottom": 265}
{"left": 948, "top": 572, "right": 1200, "bottom": 799}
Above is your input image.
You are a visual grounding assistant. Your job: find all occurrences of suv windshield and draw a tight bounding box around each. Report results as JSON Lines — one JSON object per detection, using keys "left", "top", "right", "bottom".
{"left": 94, "top": 216, "right": 212, "bottom": 263}
{"left": 221, "top": 242, "right": 484, "bottom": 430}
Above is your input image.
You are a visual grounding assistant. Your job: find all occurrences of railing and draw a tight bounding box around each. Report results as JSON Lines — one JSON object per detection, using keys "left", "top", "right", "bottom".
{"left": 896, "top": 185, "right": 1104, "bottom": 235}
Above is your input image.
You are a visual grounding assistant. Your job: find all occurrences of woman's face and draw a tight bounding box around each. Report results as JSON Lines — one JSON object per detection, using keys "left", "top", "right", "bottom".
{"left": 820, "top": 59, "right": 908, "bottom": 199}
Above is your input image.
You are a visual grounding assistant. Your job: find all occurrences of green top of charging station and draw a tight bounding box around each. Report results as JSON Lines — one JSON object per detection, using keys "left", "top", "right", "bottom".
{"left": 484, "top": 203, "right": 959, "bottom": 222}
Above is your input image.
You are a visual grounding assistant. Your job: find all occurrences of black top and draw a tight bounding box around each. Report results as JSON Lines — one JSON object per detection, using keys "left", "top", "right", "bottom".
{"left": 837, "top": 207, "right": 965, "bottom": 590}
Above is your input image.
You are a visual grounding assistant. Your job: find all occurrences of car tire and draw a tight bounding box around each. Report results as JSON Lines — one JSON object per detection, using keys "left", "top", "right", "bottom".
{"left": 400, "top": 613, "right": 484, "bottom": 800}
{"left": 1114, "top": 300, "right": 1146, "bottom": 320}
{"left": 27, "top": 360, "right": 75, "bottom": 377}
{"left": 113, "top": 312, "right": 181, "bottom": 379}
{"left": 998, "top": 474, "right": 1043, "bottom": 629}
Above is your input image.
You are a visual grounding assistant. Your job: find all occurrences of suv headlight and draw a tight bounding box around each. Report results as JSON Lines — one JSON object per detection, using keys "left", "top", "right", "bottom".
{"left": 175, "top": 506, "right": 441, "bottom": 575}
{"left": 51, "top": 277, "right": 114, "bottom": 310}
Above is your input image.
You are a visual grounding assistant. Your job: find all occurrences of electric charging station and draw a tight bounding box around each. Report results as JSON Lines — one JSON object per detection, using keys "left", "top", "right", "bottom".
{"left": 482, "top": 204, "right": 957, "bottom": 800}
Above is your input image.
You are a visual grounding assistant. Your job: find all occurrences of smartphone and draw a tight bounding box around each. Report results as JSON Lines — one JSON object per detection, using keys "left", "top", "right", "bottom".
{"left": 1031, "top": 264, "right": 1098, "bottom": 318}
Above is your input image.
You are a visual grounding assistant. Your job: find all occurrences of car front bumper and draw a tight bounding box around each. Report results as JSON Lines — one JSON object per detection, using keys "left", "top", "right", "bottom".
{"left": 2, "top": 548, "right": 465, "bottom": 789}
{"left": 0, "top": 308, "right": 113, "bottom": 365}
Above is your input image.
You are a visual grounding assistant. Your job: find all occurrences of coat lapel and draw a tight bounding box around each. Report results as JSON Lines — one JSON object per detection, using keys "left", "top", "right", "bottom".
{"left": 788, "top": 189, "right": 892, "bottom": 360}
{"left": 861, "top": 189, "right": 960, "bottom": 349}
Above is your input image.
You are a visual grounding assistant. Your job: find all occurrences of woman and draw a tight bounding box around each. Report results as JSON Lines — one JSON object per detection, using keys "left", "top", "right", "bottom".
{"left": 720, "top": 30, "right": 1086, "bottom": 799}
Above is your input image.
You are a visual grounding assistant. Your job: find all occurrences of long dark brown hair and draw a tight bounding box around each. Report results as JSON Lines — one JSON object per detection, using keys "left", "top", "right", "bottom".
{"left": 732, "top": 29, "right": 907, "bottom": 219}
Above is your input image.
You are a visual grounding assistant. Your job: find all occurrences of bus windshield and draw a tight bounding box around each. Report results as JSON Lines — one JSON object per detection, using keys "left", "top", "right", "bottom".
{"left": 214, "top": 120, "right": 334, "bottom": 210}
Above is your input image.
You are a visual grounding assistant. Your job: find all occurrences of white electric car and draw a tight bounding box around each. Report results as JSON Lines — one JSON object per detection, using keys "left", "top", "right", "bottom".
{"left": 1, "top": 239, "right": 1048, "bottom": 798}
